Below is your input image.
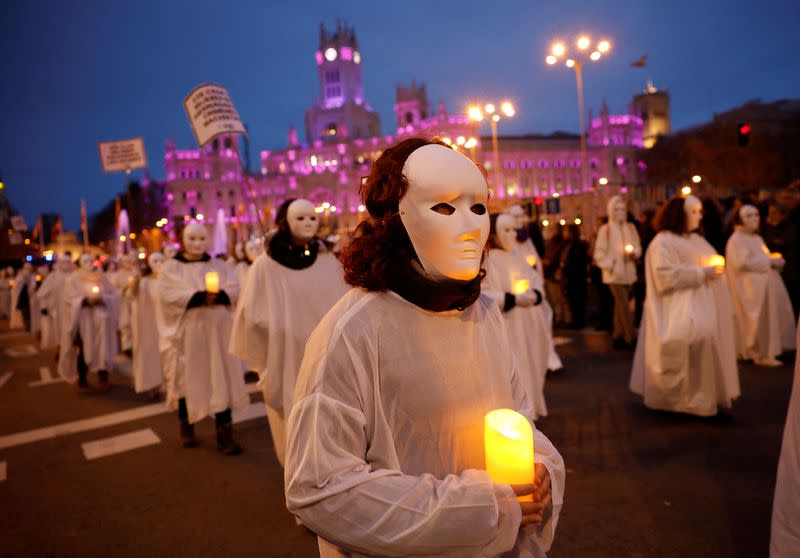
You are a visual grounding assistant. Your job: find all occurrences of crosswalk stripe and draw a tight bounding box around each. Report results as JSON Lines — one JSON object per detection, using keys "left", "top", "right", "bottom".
{"left": 82, "top": 428, "right": 161, "bottom": 460}
{"left": 28, "top": 366, "right": 64, "bottom": 387}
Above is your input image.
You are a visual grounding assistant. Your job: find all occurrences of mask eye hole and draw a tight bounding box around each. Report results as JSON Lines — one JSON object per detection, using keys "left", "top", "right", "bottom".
{"left": 470, "top": 203, "right": 487, "bottom": 215}
{"left": 430, "top": 203, "right": 456, "bottom": 216}
{"left": 309, "top": 216, "right": 317, "bottom": 221}
{"left": 297, "top": 216, "right": 305, "bottom": 221}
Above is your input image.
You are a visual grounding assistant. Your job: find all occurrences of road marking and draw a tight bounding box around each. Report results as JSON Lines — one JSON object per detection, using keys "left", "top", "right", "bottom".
{"left": 0, "top": 461, "right": 6, "bottom": 481}
{"left": 4, "top": 344, "right": 38, "bottom": 358}
{"left": 82, "top": 428, "right": 161, "bottom": 460}
{"left": 28, "top": 366, "right": 65, "bottom": 387}
{"left": 0, "top": 383, "right": 263, "bottom": 450}
{"left": 0, "top": 372, "right": 12, "bottom": 390}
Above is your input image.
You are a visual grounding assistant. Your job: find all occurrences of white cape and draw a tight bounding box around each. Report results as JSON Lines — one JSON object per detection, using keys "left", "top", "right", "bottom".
{"left": 484, "top": 248, "right": 549, "bottom": 419}
{"left": 57, "top": 270, "right": 119, "bottom": 381}
{"left": 631, "top": 232, "right": 740, "bottom": 416}
{"left": 286, "top": 289, "right": 565, "bottom": 558}
{"left": 129, "top": 276, "right": 164, "bottom": 393}
{"left": 36, "top": 270, "right": 69, "bottom": 349}
{"left": 229, "top": 249, "right": 347, "bottom": 465}
{"left": 726, "top": 231, "right": 796, "bottom": 360}
{"left": 513, "top": 239, "right": 563, "bottom": 371}
{"left": 771, "top": 319, "right": 800, "bottom": 557}
{"left": 158, "top": 256, "right": 249, "bottom": 423}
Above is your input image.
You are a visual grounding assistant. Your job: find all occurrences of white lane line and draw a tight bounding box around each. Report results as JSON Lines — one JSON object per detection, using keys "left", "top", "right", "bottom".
{"left": 82, "top": 428, "right": 161, "bottom": 460}
{"left": 4, "top": 344, "right": 38, "bottom": 358}
{"left": 0, "top": 461, "right": 6, "bottom": 481}
{"left": 28, "top": 366, "right": 65, "bottom": 387}
{"left": 0, "top": 383, "right": 263, "bottom": 450}
{"left": 0, "top": 372, "right": 13, "bottom": 390}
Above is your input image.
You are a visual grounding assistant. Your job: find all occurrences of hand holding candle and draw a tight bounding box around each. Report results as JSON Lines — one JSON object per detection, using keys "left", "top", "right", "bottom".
{"left": 709, "top": 255, "right": 725, "bottom": 269}
{"left": 624, "top": 243, "right": 634, "bottom": 255}
{"left": 526, "top": 255, "right": 537, "bottom": 267}
{"left": 513, "top": 279, "right": 530, "bottom": 295}
{"left": 205, "top": 271, "right": 220, "bottom": 294}
{"left": 485, "top": 409, "right": 535, "bottom": 502}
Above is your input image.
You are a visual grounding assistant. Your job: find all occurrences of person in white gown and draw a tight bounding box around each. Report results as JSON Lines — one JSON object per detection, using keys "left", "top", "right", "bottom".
{"left": 508, "top": 205, "right": 563, "bottom": 373}
{"left": 109, "top": 253, "right": 138, "bottom": 357}
{"left": 630, "top": 195, "right": 740, "bottom": 416}
{"left": 726, "top": 204, "right": 796, "bottom": 366}
{"left": 770, "top": 318, "right": 800, "bottom": 557}
{"left": 36, "top": 256, "right": 73, "bottom": 350}
{"left": 9, "top": 263, "right": 35, "bottom": 331}
{"left": 158, "top": 222, "right": 249, "bottom": 454}
{"left": 230, "top": 199, "right": 347, "bottom": 467}
{"left": 128, "top": 252, "right": 167, "bottom": 394}
{"left": 285, "top": 138, "right": 564, "bottom": 557}
{"left": 593, "top": 196, "right": 641, "bottom": 349}
{"left": 57, "top": 253, "right": 119, "bottom": 390}
{"left": 483, "top": 213, "right": 550, "bottom": 419}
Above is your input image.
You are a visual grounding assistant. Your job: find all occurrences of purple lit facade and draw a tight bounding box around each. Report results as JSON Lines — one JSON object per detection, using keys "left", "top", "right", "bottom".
{"left": 163, "top": 23, "right": 661, "bottom": 231}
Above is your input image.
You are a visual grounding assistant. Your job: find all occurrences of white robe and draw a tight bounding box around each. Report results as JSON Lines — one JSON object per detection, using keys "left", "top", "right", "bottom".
{"left": 770, "top": 319, "right": 800, "bottom": 557}
{"left": 630, "top": 232, "right": 740, "bottom": 416}
{"left": 483, "top": 249, "right": 550, "bottom": 419}
{"left": 726, "top": 231, "right": 796, "bottom": 360}
{"left": 286, "top": 289, "right": 565, "bottom": 558}
{"left": 57, "top": 270, "right": 119, "bottom": 380}
{"left": 129, "top": 276, "right": 164, "bottom": 393}
{"left": 513, "top": 239, "right": 563, "bottom": 371}
{"left": 158, "top": 256, "right": 249, "bottom": 423}
{"left": 9, "top": 273, "right": 34, "bottom": 330}
{"left": 109, "top": 267, "right": 136, "bottom": 352}
{"left": 229, "top": 250, "right": 347, "bottom": 466}
{"left": 36, "top": 270, "right": 69, "bottom": 349}
{"left": 234, "top": 261, "right": 250, "bottom": 291}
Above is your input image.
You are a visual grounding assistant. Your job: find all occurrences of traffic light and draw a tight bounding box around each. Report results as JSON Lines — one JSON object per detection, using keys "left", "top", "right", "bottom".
{"left": 737, "top": 122, "right": 751, "bottom": 147}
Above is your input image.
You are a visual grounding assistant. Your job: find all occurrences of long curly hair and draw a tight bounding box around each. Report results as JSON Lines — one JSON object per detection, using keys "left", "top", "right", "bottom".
{"left": 341, "top": 137, "right": 450, "bottom": 291}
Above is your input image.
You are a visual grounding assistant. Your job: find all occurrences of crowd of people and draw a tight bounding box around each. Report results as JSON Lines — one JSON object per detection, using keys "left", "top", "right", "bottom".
{"left": 1, "top": 137, "right": 798, "bottom": 557}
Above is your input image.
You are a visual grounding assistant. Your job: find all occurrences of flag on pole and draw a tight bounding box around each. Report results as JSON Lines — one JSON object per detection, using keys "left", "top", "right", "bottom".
{"left": 81, "top": 199, "right": 89, "bottom": 249}
{"left": 630, "top": 55, "right": 647, "bottom": 68}
{"left": 51, "top": 217, "right": 62, "bottom": 238}
{"left": 31, "top": 215, "right": 42, "bottom": 247}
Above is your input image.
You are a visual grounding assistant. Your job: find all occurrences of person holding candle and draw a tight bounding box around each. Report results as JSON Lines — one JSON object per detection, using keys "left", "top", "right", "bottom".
{"left": 725, "top": 205, "right": 796, "bottom": 366}
{"left": 630, "top": 195, "right": 740, "bottom": 416}
{"left": 483, "top": 212, "right": 549, "bottom": 419}
{"left": 593, "top": 195, "right": 641, "bottom": 350}
{"left": 36, "top": 255, "right": 73, "bottom": 350}
{"left": 109, "top": 252, "right": 139, "bottom": 358}
{"left": 57, "top": 253, "right": 118, "bottom": 390}
{"left": 229, "top": 198, "right": 347, "bottom": 468}
{"left": 158, "top": 221, "right": 248, "bottom": 454}
{"left": 285, "top": 138, "right": 564, "bottom": 557}
{"left": 10, "top": 263, "right": 35, "bottom": 332}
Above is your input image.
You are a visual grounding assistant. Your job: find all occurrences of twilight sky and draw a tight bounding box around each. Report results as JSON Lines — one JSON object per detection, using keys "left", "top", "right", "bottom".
{"left": 2, "top": 0, "right": 799, "bottom": 230}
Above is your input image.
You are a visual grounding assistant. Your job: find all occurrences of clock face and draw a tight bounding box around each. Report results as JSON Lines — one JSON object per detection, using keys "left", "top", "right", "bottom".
{"left": 353, "top": 51, "right": 361, "bottom": 64}
{"left": 325, "top": 47, "right": 337, "bottom": 62}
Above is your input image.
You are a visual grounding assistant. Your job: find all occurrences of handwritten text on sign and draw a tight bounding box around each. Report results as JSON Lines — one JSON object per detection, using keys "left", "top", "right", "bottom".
{"left": 97, "top": 138, "right": 148, "bottom": 173}
{"left": 183, "top": 83, "right": 246, "bottom": 147}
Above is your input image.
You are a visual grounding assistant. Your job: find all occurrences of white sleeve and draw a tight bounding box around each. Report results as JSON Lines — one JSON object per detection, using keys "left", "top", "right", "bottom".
{"left": 726, "top": 236, "right": 771, "bottom": 273}
{"left": 285, "top": 331, "right": 521, "bottom": 557}
{"left": 649, "top": 237, "right": 705, "bottom": 295}
{"left": 593, "top": 225, "right": 613, "bottom": 270}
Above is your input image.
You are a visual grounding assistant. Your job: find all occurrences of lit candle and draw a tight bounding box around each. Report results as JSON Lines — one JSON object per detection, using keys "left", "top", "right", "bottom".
{"left": 525, "top": 255, "right": 537, "bottom": 267}
{"left": 485, "top": 409, "right": 535, "bottom": 502}
{"left": 35, "top": 274, "right": 42, "bottom": 282}
{"left": 770, "top": 252, "right": 783, "bottom": 260}
{"left": 513, "top": 279, "right": 530, "bottom": 295}
{"left": 624, "top": 243, "right": 634, "bottom": 255}
{"left": 709, "top": 255, "right": 726, "bottom": 268}
{"left": 205, "top": 271, "right": 220, "bottom": 294}
{"left": 9, "top": 279, "right": 15, "bottom": 287}
{"left": 91, "top": 286, "right": 100, "bottom": 295}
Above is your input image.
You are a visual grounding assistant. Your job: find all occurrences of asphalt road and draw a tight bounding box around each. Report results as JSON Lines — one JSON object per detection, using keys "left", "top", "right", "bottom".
{"left": 0, "top": 323, "right": 793, "bottom": 557}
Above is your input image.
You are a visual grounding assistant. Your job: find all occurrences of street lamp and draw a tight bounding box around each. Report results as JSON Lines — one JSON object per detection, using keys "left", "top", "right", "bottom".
{"left": 546, "top": 35, "right": 611, "bottom": 222}
{"left": 467, "top": 100, "right": 515, "bottom": 197}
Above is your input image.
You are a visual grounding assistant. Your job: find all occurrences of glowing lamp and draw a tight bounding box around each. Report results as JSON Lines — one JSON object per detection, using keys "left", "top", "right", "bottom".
{"left": 8, "top": 279, "right": 14, "bottom": 287}
{"left": 770, "top": 252, "right": 783, "bottom": 259}
{"left": 91, "top": 286, "right": 100, "bottom": 295}
{"left": 598, "top": 177, "right": 608, "bottom": 186}
{"left": 36, "top": 274, "right": 42, "bottom": 282}
{"left": 565, "top": 59, "right": 576, "bottom": 68}
{"left": 681, "top": 186, "right": 692, "bottom": 197}
{"left": 590, "top": 51, "right": 601, "bottom": 61}
{"left": 624, "top": 243, "right": 635, "bottom": 254}
{"left": 709, "top": 255, "right": 726, "bottom": 268}
{"left": 484, "top": 409, "right": 534, "bottom": 501}
{"left": 513, "top": 279, "right": 530, "bottom": 295}
{"left": 692, "top": 175, "right": 702, "bottom": 184}
{"left": 205, "top": 271, "right": 220, "bottom": 294}
{"left": 546, "top": 55, "right": 557, "bottom": 65}
{"left": 577, "top": 36, "right": 590, "bottom": 50}
{"left": 526, "top": 255, "right": 537, "bottom": 267}
{"left": 551, "top": 43, "right": 565, "bottom": 57}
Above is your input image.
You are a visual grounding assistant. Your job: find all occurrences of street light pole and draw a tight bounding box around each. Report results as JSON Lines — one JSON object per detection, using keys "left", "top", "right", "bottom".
{"left": 574, "top": 61, "right": 592, "bottom": 226}
{"left": 490, "top": 117, "right": 502, "bottom": 197}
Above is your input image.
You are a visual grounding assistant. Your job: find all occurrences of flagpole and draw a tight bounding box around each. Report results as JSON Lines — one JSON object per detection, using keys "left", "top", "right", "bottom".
{"left": 81, "top": 199, "right": 89, "bottom": 250}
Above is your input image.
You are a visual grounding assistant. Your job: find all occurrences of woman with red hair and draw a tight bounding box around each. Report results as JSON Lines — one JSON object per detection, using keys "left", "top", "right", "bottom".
{"left": 285, "top": 138, "right": 564, "bottom": 557}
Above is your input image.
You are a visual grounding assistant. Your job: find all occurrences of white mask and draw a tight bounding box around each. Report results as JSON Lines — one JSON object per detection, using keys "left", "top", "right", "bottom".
{"left": 234, "top": 242, "right": 245, "bottom": 261}
{"left": 120, "top": 253, "right": 136, "bottom": 270}
{"left": 399, "top": 144, "right": 489, "bottom": 281}
{"left": 508, "top": 205, "right": 526, "bottom": 230}
{"left": 287, "top": 199, "right": 319, "bottom": 243}
{"left": 684, "top": 195, "right": 703, "bottom": 232}
{"left": 163, "top": 244, "right": 178, "bottom": 259}
{"left": 244, "top": 238, "right": 263, "bottom": 262}
{"left": 148, "top": 252, "right": 165, "bottom": 274}
{"left": 607, "top": 196, "right": 627, "bottom": 224}
{"left": 739, "top": 205, "right": 760, "bottom": 233}
{"left": 182, "top": 222, "right": 209, "bottom": 258}
{"left": 494, "top": 214, "right": 518, "bottom": 252}
{"left": 79, "top": 253, "right": 94, "bottom": 271}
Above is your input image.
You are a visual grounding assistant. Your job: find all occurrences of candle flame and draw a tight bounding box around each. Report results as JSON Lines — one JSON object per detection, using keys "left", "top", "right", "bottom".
{"left": 513, "top": 279, "right": 530, "bottom": 295}
{"left": 709, "top": 255, "right": 726, "bottom": 268}
{"left": 624, "top": 243, "right": 634, "bottom": 254}
{"left": 526, "top": 255, "right": 537, "bottom": 267}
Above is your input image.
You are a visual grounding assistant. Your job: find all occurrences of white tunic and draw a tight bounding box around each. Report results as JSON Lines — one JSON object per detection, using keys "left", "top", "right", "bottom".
{"left": 9, "top": 273, "right": 35, "bottom": 330}
{"left": 483, "top": 249, "right": 549, "bottom": 419}
{"left": 512, "top": 239, "right": 563, "bottom": 371}
{"left": 36, "top": 270, "right": 69, "bottom": 349}
{"left": 725, "top": 231, "right": 796, "bottom": 360}
{"left": 286, "top": 289, "right": 565, "bottom": 558}
{"left": 593, "top": 222, "right": 642, "bottom": 285}
{"left": 129, "top": 276, "right": 164, "bottom": 393}
{"left": 158, "top": 257, "right": 249, "bottom": 423}
{"left": 630, "top": 232, "right": 740, "bottom": 416}
{"left": 109, "top": 267, "right": 136, "bottom": 352}
{"left": 229, "top": 250, "right": 347, "bottom": 465}
{"left": 771, "top": 319, "right": 800, "bottom": 557}
{"left": 57, "top": 270, "right": 119, "bottom": 380}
